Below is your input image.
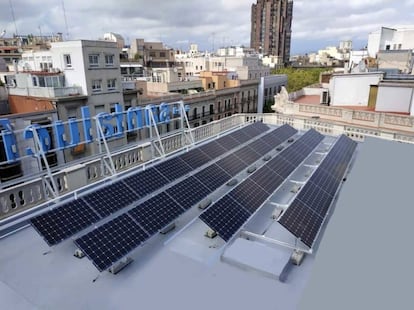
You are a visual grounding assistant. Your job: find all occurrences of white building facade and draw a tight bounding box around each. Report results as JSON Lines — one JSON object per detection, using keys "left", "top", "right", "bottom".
{"left": 368, "top": 26, "right": 414, "bottom": 58}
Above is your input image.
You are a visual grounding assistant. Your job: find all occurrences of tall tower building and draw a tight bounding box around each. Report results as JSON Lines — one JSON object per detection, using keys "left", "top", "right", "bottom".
{"left": 250, "top": 0, "right": 293, "bottom": 64}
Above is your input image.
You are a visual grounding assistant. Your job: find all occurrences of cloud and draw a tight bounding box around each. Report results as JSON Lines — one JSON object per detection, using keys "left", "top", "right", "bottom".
{"left": 0, "top": 0, "right": 413, "bottom": 54}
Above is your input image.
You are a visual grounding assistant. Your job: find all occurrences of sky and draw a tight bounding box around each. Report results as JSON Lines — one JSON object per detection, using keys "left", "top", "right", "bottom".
{"left": 1, "top": 0, "right": 414, "bottom": 55}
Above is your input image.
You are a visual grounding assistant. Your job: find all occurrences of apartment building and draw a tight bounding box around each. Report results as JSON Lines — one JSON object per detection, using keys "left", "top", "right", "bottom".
{"left": 368, "top": 26, "right": 414, "bottom": 58}
{"left": 250, "top": 0, "right": 293, "bottom": 63}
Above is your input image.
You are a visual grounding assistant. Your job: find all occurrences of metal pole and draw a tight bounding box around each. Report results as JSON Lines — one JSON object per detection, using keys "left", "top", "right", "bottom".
{"left": 95, "top": 118, "right": 116, "bottom": 176}
{"left": 31, "top": 127, "right": 59, "bottom": 199}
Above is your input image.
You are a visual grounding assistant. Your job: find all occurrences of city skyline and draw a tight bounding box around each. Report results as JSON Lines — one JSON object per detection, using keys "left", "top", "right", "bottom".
{"left": 1, "top": 0, "right": 414, "bottom": 54}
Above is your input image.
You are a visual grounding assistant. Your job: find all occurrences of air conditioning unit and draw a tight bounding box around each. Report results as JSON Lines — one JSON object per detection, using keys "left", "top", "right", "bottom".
{"left": 205, "top": 229, "right": 217, "bottom": 239}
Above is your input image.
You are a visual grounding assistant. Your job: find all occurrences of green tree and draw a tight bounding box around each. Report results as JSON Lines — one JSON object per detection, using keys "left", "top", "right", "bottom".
{"left": 272, "top": 67, "right": 330, "bottom": 93}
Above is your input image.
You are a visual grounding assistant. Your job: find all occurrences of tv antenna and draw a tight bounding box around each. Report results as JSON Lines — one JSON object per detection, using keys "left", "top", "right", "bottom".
{"left": 61, "top": 0, "right": 70, "bottom": 40}
{"left": 9, "top": 0, "right": 18, "bottom": 35}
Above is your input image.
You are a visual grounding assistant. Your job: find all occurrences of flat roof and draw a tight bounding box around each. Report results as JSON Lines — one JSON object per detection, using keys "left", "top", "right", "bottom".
{"left": 5, "top": 125, "right": 410, "bottom": 309}
{"left": 298, "top": 137, "right": 414, "bottom": 310}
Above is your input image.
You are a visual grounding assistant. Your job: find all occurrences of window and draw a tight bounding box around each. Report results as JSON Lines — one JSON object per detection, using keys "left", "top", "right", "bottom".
{"left": 105, "top": 54, "right": 114, "bottom": 66}
{"left": 0, "top": 123, "right": 22, "bottom": 182}
{"left": 32, "top": 119, "right": 58, "bottom": 169}
{"left": 160, "top": 52, "right": 166, "bottom": 58}
{"left": 92, "top": 79, "right": 102, "bottom": 92}
{"left": 32, "top": 77, "right": 38, "bottom": 87}
{"left": 385, "top": 45, "right": 390, "bottom": 50}
{"left": 149, "top": 52, "right": 156, "bottom": 57}
{"left": 107, "top": 79, "right": 116, "bottom": 91}
{"left": 89, "top": 54, "right": 99, "bottom": 67}
{"left": 63, "top": 54, "right": 72, "bottom": 68}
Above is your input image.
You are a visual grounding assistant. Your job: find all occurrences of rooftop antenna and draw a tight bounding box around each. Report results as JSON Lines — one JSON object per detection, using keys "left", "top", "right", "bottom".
{"left": 9, "top": 0, "right": 18, "bottom": 35}
{"left": 61, "top": 0, "right": 70, "bottom": 40}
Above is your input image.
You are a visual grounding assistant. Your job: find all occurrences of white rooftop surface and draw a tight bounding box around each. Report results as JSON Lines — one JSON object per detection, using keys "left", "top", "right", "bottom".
{"left": 0, "top": 127, "right": 362, "bottom": 310}
{"left": 298, "top": 137, "right": 414, "bottom": 310}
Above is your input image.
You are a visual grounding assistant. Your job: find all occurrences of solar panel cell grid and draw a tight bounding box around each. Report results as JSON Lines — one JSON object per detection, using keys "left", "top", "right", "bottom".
{"left": 128, "top": 192, "right": 184, "bottom": 235}
{"left": 83, "top": 181, "right": 140, "bottom": 217}
{"left": 193, "top": 164, "right": 232, "bottom": 191}
{"left": 199, "top": 195, "right": 251, "bottom": 241}
{"left": 249, "top": 165, "right": 284, "bottom": 194}
{"left": 31, "top": 199, "right": 100, "bottom": 246}
{"left": 278, "top": 200, "right": 323, "bottom": 248}
{"left": 216, "top": 154, "right": 247, "bottom": 176}
{"left": 199, "top": 141, "right": 227, "bottom": 159}
{"left": 278, "top": 134, "right": 357, "bottom": 248}
{"left": 179, "top": 148, "right": 211, "bottom": 169}
{"left": 233, "top": 146, "right": 261, "bottom": 165}
{"left": 123, "top": 167, "right": 169, "bottom": 197}
{"left": 216, "top": 135, "right": 241, "bottom": 151}
{"left": 154, "top": 157, "right": 192, "bottom": 181}
{"left": 228, "top": 179, "right": 270, "bottom": 213}
{"left": 166, "top": 176, "right": 210, "bottom": 210}
{"left": 74, "top": 214, "right": 149, "bottom": 272}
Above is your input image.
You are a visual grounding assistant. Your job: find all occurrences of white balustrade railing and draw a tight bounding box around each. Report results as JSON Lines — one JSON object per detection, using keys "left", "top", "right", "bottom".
{"left": 2, "top": 112, "right": 414, "bottom": 222}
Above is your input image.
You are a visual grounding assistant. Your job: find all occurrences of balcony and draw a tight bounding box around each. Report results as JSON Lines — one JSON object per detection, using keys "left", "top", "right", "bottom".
{"left": 8, "top": 86, "right": 83, "bottom": 98}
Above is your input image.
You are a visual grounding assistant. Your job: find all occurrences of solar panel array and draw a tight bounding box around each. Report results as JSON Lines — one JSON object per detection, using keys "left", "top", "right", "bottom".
{"left": 73, "top": 124, "right": 298, "bottom": 271}
{"left": 31, "top": 122, "right": 270, "bottom": 246}
{"left": 278, "top": 135, "right": 357, "bottom": 248}
{"left": 200, "top": 129, "right": 324, "bottom": 242}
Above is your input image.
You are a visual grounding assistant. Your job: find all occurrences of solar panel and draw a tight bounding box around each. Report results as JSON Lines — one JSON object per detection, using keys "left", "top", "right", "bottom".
{"left": 278, "top": 134, "right": 357, "bottom": 248}
{"left": 249, "top": 165, "right": 284, "bottom": 194}
{"left": 247, "top": 138, "right": 274, "bottom": 156}
{"left": 83, "top": 180, "right": 140, "bottom": 217}
{"left": 31, "top": 199, "right": 100, "bottom": 246}
{"left": 123, "top": 167, "right": 169, "bottom": 197}
{"left": 74, "top": 214, "right": 149, "bottom": 272}
{"left": 227, "top": 129, "right": 251, "bottom": 144}
{"left": 295, "top": 182, "right": 334, "bottom": 216}
{"left": 227, "top": 179, "right": 270, "bottom": 213}
{"left": 199, "top": 128, "right": 325, "bottom": 243}
{"left": 199, "top": 195, "right": 251, "bottom": 241}
{"left": 278, "top": 199, "right": 323, "bottom": 248}
{"left": 216, "top": 134, "right": 241, "bottom": 151}
{"left": 166, "top": 176, "right": 210, "bottom": 210}
{"left": 233, "top": 145, "right": 261, "bottom": 165}
{"left": 193, "top": 164, "right": 232, "bottom": 191}
{"left": 266, "top": 156, "right": 295, "bottom": 178}
{"left": 128, "top": 192, "right": 184, "bottom": 235}
{"left": 243, "top": 122, "right": 268, "bottom": 138}
{"left": 179, "top": 148, "right": 211, "bottom": 169}
{"left": 198, "top": 140, "right": 227, "bottom": 159}
{"left": 261, "top": 124, "right": 298, "bottom": 146}
{"left": 154, "top": 157, "right": 192, "bottom": 182}
{"left": 216, "top": 153, "right": 248, "bottom": 176}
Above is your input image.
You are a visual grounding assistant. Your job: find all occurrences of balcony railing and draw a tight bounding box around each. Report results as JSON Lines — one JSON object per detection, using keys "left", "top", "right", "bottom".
{"left": 9, "top": 86, "right": 83, "bottom": 98}
{"left": 2, "top": 112, "right": 414, "bottom": 232}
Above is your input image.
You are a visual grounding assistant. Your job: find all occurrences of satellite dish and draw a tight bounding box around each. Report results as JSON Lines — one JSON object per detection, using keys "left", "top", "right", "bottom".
{"left": 173, "top": 67, "right": 178, "bottom": 73}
